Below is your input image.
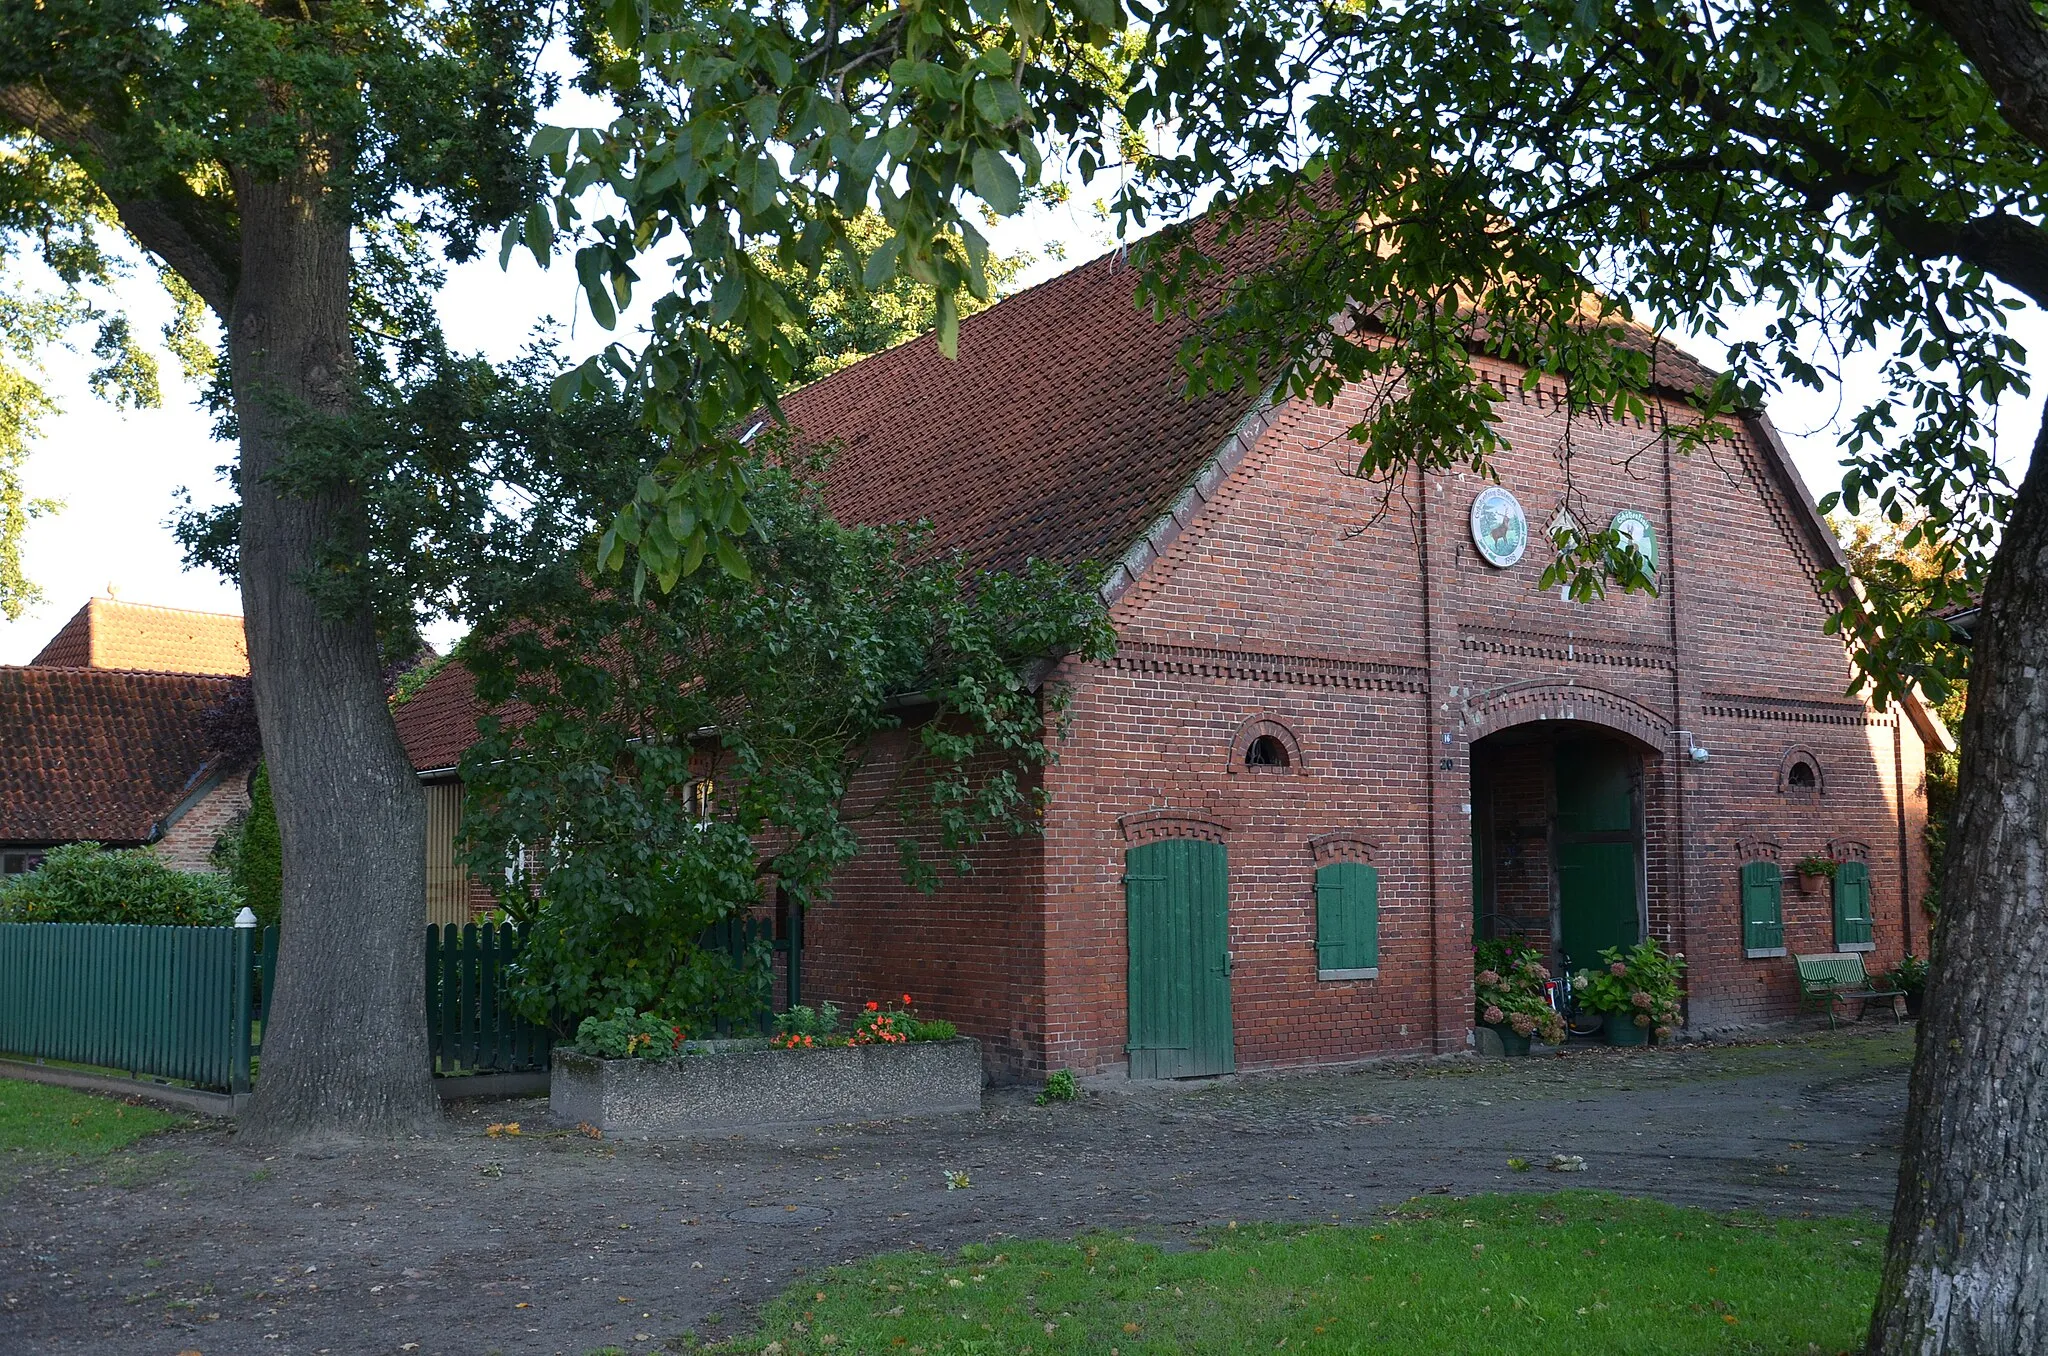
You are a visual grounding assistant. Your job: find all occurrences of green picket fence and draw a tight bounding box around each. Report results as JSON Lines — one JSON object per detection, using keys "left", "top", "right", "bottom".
{"left": 0, "top": 920, "right": 255, "bottom": 1092}
{"left": 425, "top": 922, "right": 553, "bottom": 1075}
{"left": 1, "top": 913, "right": 803, "bottom": 1091}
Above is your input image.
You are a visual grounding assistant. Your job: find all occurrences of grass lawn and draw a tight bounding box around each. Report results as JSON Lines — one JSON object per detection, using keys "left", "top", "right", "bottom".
{"left": 695, "top": 1192, "right": 1881, "bottom": 1355}
{"left": 0, "top": 1080, "right": 185, "bottom": 1160}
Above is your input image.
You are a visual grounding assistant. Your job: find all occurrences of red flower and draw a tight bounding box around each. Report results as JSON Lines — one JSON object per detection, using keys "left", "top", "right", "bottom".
{"left": 902, "top": 993, "right": 913, "bottom": 1005}
{"left": 865, "top": 1001, "right": 880, "bottom": 1011}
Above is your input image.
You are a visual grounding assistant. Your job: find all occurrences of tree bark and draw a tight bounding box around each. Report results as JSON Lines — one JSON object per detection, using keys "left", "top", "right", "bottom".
{"left": 228, "top": 162, "right": 440, "bottom": 1142}
{"left": 1868, "top": 409, "right": 2048, "bottom": 1352}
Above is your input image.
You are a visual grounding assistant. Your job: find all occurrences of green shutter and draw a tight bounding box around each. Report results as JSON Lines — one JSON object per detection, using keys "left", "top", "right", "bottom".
{"left": 1741, "top": 861, "right": 1784, "bottom": 955}
{"left": 1834, "top": 860, "right": 1874, "bottom": 949}
{"left": 1315, "top": 861, "right": 1380, "bottom": 977}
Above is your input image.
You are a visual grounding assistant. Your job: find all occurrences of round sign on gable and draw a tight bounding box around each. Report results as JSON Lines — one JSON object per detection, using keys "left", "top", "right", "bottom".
{"left": 1470, "top": 486, "right": 1529, "bottom": 568}
{"left": 1610, "top": 509, "right": 1658, "bottom": 574}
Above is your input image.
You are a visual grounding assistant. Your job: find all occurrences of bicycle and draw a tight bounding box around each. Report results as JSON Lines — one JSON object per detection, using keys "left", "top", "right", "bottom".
{"left": 1547, "top": 955, "right": 1607, "bottom": 1037}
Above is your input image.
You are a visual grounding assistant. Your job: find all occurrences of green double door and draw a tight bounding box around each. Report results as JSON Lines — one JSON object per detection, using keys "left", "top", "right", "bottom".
{"left": 1125, "top": 838, "right": 1234, "bottom": 1079}
{"left": 1554, "top": 742, "right": 1643, "bottom": 970}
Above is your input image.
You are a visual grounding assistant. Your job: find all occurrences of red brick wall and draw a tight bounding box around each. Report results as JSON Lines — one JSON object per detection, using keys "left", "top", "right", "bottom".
{"left": 154, "top": 773, "right": 250, "bottom": 872}
{"left": 798, "top": 727, "right": 1050, "bottom": 1080}
{"left": 994, "top": 370, "right": 1931, "bottom": 1074}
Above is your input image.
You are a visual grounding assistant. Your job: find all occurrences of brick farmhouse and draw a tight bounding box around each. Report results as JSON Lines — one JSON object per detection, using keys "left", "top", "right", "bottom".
{"left": 395, "top": 242, "right": 1946, "bottom": 1079}
{"left": 1, "top": 598, "right": 252, "bottom": 874}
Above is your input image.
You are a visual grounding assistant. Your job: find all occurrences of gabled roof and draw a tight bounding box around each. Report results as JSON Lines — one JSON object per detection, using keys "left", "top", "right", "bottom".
{"left": 0, "top": 666, "right": 240, "bottom": 844}
{"left": 389, "top": 230, "right": 1803, "bottom": 774}
{"left": 32, "top": 597, "right": 248, "bottom": 677}
{"left": 780, "top": 242, "right": 1267, "bottom": 575}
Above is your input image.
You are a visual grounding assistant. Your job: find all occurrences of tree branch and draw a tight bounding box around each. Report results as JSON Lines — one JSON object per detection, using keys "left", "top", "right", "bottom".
{"left": 0, "top": 81, "right": 239, "bottom": 314}
{"left": 1913, "top": 0, "right": 2048, "bottom": 155}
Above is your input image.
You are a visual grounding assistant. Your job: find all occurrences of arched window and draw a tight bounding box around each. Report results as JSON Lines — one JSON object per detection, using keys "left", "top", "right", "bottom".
{"left": 1245, "top": 734, "right": 1290, "bottom": 768}
{"left": 1779, "top": 748, "right": 1824, "bottom": 800}
{"left": 1228, "top": 717, "right": 1304, "bottom": 775}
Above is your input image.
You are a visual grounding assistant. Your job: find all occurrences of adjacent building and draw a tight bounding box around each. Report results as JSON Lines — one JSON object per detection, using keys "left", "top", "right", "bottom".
{"left": 1, "top": 598, "right": 252, "bottom": 873}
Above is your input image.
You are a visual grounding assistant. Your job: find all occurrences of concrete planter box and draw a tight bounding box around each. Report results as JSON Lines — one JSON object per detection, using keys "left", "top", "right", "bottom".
{"left": 550, "top": 1037, "right": 983, "bottom": 1135}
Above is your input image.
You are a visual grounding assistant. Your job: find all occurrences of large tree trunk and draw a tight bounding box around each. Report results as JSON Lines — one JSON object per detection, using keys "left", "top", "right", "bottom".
{"left": 1868, "top": 410, "right": 2048, "bottom": 1352}
{"left": 229, "top": 164, "right": 439, "bottom": 1142}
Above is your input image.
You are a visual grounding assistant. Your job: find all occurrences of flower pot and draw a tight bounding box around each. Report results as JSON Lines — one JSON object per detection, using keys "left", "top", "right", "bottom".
{"left": 1485, "top": 1022, "right": 1532, "bottom": 1057}
{"left": 1603, "top": 1013, "right": 1650, "bottom": 1047}
{"left": 1796, "top": 871, "right": 1827, "bottom": 895}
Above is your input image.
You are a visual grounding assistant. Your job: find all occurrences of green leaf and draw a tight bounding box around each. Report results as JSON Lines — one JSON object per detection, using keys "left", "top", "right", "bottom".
{"left": 712, "top": 533, "right": 753, "bottom": 580}
{"left": 971, "top": 148, "right": 1022, "bottom": 216}
{"left": 936, "top": 290, "right": 961, "bottom": 359}
{"left": 1070, "top": 0, "right": 1119, "bottom": 28}
{"left": 862, "top": 236, "right": 905, "bottom": 292}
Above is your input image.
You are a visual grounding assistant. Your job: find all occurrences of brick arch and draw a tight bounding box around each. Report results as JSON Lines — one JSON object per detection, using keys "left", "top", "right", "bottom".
{"left": 1463, "top": 680, "right": 1673, "bottom": 753}
{"left": 1227, "top": 715, "right": 1307, "bottom": 775}
{"left": 1118, "top": 809, "right": 1231, "bottom": 845}
{"left": 1307, "top": 831, "right": 1379, "bottom": 865}
{"left": 1779, "top": 745, "right": 1825, "bottom": 799}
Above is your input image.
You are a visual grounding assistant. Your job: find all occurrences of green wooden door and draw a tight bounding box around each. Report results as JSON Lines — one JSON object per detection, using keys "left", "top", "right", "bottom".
{"left": 1125, "top": 838, "right": 1234, "bottom": 1079}
{"left": 1554, "top": 742, "right": 1642, "bottom": 969}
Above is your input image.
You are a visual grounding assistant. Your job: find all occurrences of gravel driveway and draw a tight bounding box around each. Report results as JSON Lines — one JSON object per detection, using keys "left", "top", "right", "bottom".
{"left": 0, "top": 1027, "right": 1913, "bottom": 1355}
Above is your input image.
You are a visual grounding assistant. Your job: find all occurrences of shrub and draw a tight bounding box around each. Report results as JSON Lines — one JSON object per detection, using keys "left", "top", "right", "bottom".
{"left": 1472, "top": 936, "right": 1565, "bottom": 1044}
{"left": 0, "top": 843, "right": 243, "bottom": 926}
{"left": 1889, "top": 952, "right": 1931, "bottom": 996}
{"left": 1037, "top": 1069, "right": 1079, "bottom": 1104}
{"left": 572, "top": 1008, "right": 687, "bottom": 1060}
{"left": 211, "top": 764, "right": 282, "bottom": 927}
{"left": 1573, "top": 938, "right": 1686, "bottom": 1038}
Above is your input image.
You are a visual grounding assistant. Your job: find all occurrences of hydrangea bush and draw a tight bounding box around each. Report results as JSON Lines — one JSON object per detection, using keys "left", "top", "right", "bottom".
{"left": 1573, "top": 938, "right": 1686, "bottom": 1039}
{"left": 1473, "top": 937, "right": 1566, "bottom": 1044}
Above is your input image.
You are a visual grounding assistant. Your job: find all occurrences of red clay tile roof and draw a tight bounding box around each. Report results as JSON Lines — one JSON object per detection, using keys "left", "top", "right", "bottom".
{"left": 392, "top": 231, "right": 1726, "bottom": 771}
{"left": 0, "top": 667, "right": 240, "bottom": 844}
{"left": 780, "top": 243, "right": 1267, "bottom": 574}
{"left": 32, "top": 598, "right": 249, "bottom": 676}
{"left": 395, "top": 661, "right": 494, "bottom": 774}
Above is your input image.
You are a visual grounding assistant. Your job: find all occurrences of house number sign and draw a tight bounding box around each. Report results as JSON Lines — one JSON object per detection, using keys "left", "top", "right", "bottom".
{"left": 1469, "top": 486, "right": 1529, "bottom": 568}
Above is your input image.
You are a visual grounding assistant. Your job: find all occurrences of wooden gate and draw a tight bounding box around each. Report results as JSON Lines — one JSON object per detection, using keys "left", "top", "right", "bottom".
{"left": 1124, "top": 838, "right": 1234, "bottom": 1079}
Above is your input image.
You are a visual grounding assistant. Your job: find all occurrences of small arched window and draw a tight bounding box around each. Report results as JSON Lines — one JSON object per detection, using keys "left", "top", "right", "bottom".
{"left": 1245, "top": 734, "right": 1291, "bottom": 769}
{"left": 1779, "top": 747, "right": 1824, "bottom": 799}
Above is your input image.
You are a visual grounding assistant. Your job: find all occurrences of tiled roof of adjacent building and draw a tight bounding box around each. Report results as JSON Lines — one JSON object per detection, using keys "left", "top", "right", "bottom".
{"left": 0, "top": 666, "right": 240, "bottom": 844}
{"left": 32, "top": 597, "right": 248, "bottom": 676}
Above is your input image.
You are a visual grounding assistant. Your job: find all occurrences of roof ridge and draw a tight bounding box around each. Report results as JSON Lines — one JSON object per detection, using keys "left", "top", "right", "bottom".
{"left": 85, "top": 596, "right": 244, "bottom": 622}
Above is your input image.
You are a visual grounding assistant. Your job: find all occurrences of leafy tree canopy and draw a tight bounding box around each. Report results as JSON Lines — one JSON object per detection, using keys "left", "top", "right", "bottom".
{"left": 748, "top": 210, "right": 1033, "bottom": 389}
{"left": 459, "top": 447, "right": 1113, "bottom": 1030}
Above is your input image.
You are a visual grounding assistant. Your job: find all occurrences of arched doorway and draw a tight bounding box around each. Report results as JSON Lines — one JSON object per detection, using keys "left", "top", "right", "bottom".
{"left": 1470, "top": 720, "right": 1653, "bottom": 976}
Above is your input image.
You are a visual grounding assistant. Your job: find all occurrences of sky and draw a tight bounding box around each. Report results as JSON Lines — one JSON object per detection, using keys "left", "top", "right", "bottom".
{"left": 3, "top": 194, "right": 2042, "bottom": 665}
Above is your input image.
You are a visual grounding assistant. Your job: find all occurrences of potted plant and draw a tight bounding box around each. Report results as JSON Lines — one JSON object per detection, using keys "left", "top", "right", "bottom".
{"left": 1474, "top": 938, "right": 1566, "bottom": 1055}
{"left": 1888, "top": 953, "right": 1930, "bottom": 1018}
{"left": 1572, "top": 939, "right": 1685, "bottom": 1047}
{"left": 1793, "top": 854, "right": 1838, "bottom": 895}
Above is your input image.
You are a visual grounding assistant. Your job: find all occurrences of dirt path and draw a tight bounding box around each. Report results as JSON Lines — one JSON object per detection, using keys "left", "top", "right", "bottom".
{"left": 1, "top": 1029, "right": 1912, "bottom": 1355}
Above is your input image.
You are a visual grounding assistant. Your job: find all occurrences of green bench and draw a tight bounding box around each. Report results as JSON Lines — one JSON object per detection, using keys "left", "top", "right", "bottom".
{"left": 1795, "top": 952, "right": 1906, "bottom": 1029}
